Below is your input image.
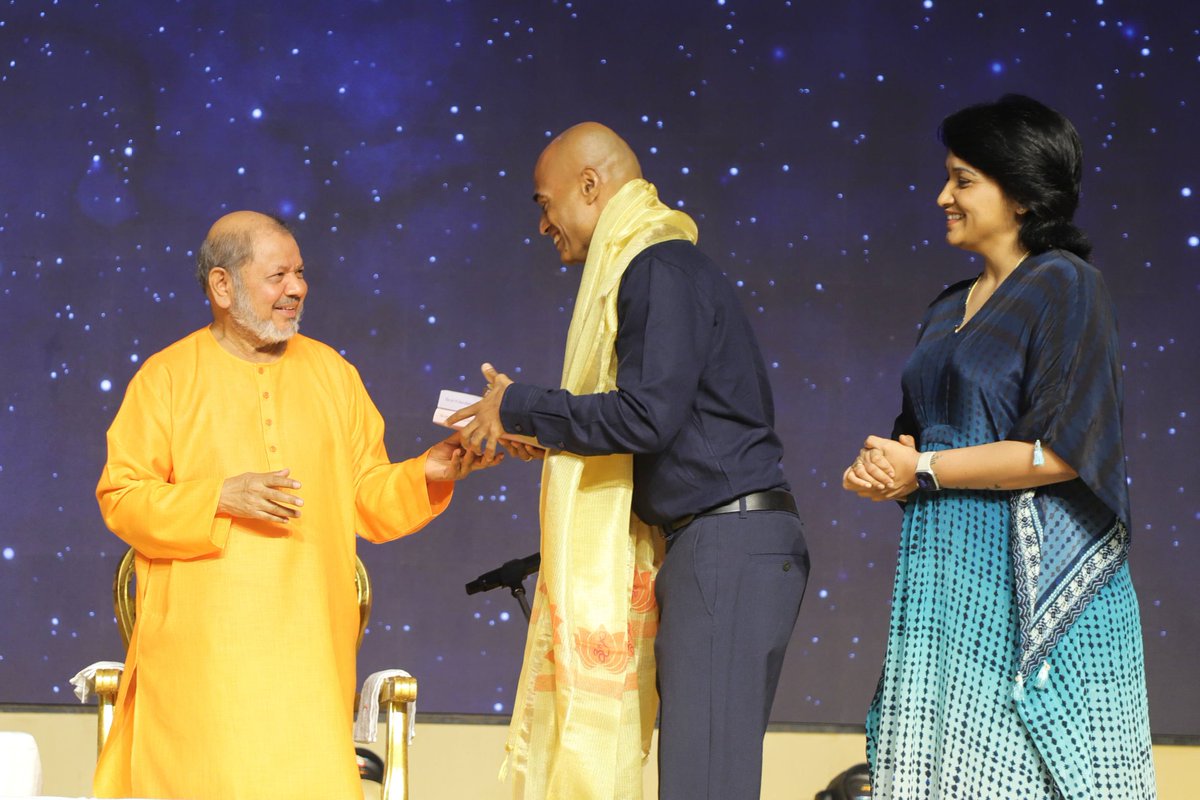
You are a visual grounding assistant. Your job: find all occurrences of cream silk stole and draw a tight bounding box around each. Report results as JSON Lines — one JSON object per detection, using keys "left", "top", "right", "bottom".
{"left": 504, "top": 179, "right": 698, "bottom": 799}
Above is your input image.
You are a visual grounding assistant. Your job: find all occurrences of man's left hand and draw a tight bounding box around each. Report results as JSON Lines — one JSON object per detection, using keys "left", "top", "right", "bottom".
{"left": 445, "top": 362, "right": 513, "bottom": 465}
{"left": 424, "top": 432, "right": 501, "bottom": 481}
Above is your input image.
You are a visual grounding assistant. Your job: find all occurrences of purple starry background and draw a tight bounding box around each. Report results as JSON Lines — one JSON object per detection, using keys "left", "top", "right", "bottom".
{"left": 0, "top": 0, "right": 1196, "bottom": 735}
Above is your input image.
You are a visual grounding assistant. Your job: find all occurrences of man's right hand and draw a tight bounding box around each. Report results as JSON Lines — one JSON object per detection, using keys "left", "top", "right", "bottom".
{"left": 445, "top": 362, "right": 513, "bottom": 465}
{"left": 218, "top": 469, "right": 304, "bottom": 523}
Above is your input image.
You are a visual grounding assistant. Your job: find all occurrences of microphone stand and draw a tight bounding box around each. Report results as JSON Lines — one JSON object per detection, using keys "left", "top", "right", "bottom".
{"left": 509, "top": 581, "right": 532, "bottom": 622}
{"left": 465, "top": 553, "right": 540, "bottom": 622}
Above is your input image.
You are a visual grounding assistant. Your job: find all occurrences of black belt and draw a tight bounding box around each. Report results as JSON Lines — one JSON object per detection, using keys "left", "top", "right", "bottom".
{"left": 664, "top": 489, "right": 797, "bottom": 535}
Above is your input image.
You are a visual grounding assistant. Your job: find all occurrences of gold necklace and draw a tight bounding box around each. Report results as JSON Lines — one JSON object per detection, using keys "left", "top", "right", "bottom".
{"left": 955, "top": 251, "right": 1030, "bottom": 333}
{"left": 954, "top": 277, "right": 980, "bottom": 333}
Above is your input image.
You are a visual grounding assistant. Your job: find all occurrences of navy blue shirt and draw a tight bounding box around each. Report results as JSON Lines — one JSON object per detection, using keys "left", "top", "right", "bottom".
{"left": 500, "top": 239, "right": 788, "bottom": 526}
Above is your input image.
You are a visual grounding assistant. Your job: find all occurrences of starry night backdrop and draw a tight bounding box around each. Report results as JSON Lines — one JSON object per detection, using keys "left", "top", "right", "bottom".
{"left": 0, "top": 0, "right": 1196, "bottom": 737}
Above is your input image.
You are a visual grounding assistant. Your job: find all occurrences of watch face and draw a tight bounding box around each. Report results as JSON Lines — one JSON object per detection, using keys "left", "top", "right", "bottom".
{"left": 916, "top": 471, "right": 937, "bottom": 491}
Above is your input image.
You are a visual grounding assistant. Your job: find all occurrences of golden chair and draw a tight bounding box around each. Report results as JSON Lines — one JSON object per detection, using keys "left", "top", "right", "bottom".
{"left": 85, "top": 548, "right": 417, "bottom": 800}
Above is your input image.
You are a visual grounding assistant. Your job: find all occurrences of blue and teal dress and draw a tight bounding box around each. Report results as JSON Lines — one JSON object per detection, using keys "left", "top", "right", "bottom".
{"left": 867, "top": 250, "right": 1157, "bottom": 799}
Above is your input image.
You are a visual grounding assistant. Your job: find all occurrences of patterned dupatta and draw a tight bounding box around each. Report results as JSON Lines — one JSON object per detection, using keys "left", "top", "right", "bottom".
{"left": 1010, "top": 491, "right": 1129, "bottom": 696}
{"left": 1004, "top": 251, "right": 1132, "bottom": 699}
{"left": 503, "top": 179, "right": 698, "bottom": 799}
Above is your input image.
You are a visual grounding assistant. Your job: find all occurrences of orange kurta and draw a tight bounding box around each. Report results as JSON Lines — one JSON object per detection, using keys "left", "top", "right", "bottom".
{"left": 94, "top": 329, "right": 452, "bottom": 800}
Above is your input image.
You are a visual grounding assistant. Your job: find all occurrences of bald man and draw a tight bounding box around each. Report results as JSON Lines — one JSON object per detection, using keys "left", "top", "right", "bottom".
{"left": 454, "top": 123, "right": 809, "bottom": 800}
{"left": 94, "top": 212, "right": 492, "bottom": 799}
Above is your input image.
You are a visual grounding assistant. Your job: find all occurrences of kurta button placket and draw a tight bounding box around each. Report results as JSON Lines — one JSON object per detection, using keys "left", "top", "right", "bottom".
{"left": 257, "top": 364, "right": 281, "bottom": 469}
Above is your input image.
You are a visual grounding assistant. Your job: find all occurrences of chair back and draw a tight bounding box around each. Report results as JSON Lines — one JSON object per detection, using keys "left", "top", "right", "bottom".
{"left": 114, "top": 548, "right": 374, "bottom": 650}
{"left": 0, "top": 732, "right": 43, "bottom": 796}
{"left": 113, "top": 549, "right": 136, "bottom": 649}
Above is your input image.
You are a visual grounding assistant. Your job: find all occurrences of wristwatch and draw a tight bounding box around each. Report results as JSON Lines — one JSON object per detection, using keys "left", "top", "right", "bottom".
{"left": 915, "top": 451, "right": 941, "bottom": 492}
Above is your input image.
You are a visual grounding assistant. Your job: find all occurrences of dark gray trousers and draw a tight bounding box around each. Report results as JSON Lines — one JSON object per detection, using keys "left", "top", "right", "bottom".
{"left": 655, "top": 507, "right": 809, "bottom": 800}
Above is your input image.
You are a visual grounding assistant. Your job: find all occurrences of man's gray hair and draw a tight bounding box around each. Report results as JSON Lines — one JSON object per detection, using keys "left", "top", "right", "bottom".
{"left": 194, "top": 214, "right": 291, "bottom": 294}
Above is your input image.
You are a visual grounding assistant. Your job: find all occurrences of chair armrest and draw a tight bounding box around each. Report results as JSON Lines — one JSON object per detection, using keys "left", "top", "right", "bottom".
{"left": 380, "top": 674, "right": 417, "bottom": 800}
{"left": 70, "top": 661, "right": 126, "bottom": 758}
{"left": 94, "top": 667, "right": 123, "bottom": 756}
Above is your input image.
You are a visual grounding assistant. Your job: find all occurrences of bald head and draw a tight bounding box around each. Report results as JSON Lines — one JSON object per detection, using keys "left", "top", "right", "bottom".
{"left": 536, "top": 122, "right": 642, "bottom": 190}
{"left": 206, "top": 210, "right": 288, "bottom": 242}
{"left": 532, "top": 122, "right": 643, "bottom": 264}
{"left": 195, "top": 211, "right": 292, "bottom": 295}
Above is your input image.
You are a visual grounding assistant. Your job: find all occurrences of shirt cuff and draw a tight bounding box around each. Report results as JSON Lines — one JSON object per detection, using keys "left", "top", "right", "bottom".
{"left": 205, "top": 477, "right": 233, "bottom": 552}
{"left": 209, "top": 515, "right": 234, "bottom": 551}
{"left": 499, "top": 382, "right": 544, "bottom": 441}
{"left": 416, "top": 449, "right": 454, "bottom": 517}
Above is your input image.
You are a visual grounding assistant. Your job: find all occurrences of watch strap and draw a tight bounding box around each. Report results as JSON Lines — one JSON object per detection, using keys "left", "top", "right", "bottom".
{"left": 916, "top": 450, "right": 941, "bottom": 492}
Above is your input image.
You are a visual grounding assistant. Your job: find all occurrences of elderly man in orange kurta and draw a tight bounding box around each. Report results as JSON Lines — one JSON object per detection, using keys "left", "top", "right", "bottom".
{"left": 94, "top": 211, "right": 492, "bottom": 800}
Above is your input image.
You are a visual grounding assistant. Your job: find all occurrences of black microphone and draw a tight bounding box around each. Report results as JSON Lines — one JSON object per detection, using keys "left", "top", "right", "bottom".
{"left": 465, "top": 553, "right": 541, "bottom": 595}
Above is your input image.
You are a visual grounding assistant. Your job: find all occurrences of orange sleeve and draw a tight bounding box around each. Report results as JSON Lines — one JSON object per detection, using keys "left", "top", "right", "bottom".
{"left": 345, "top": 364, "right": 453, "bottom": 543}
{"left": 96, "top": 363, "right": 231, "bottom": 559}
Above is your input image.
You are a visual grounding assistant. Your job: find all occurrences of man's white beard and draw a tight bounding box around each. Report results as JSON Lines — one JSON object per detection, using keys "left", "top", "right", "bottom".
{"left": 229, "top": 277, "right": 302, "bottom": 345}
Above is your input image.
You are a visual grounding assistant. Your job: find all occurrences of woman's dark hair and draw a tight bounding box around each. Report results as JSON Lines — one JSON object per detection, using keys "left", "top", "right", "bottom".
{"left": 939, "top": 94, "right": 1091, "bottom": 260}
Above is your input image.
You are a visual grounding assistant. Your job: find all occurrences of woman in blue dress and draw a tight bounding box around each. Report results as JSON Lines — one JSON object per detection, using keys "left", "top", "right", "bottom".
{"left": 843, "top": 95, "right": 1156, "bottom": 799}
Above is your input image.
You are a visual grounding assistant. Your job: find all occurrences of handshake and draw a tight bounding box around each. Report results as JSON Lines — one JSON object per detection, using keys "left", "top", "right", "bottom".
{"left": 435, "top": 364, "right": 548, "bottom": 465}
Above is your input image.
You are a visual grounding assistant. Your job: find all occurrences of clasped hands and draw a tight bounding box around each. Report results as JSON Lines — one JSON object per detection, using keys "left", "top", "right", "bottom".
{"left": 842, "top": 434, "right": 921, "bottom": 501}
{"left": 445, "top": 363, "right": 547, "bottom": 465}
